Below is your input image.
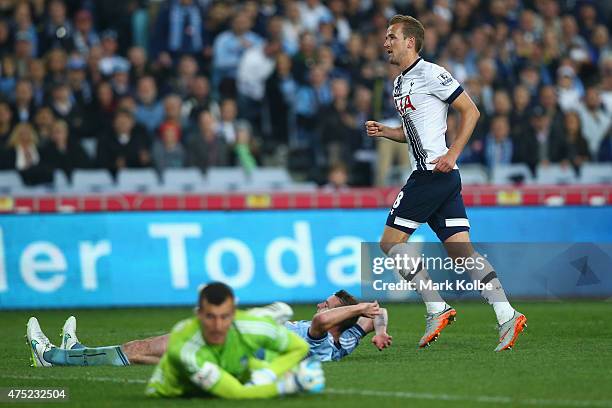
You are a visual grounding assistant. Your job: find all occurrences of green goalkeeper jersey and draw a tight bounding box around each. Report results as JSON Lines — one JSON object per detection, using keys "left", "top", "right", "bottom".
{"left": 145, "top": 310, "right": 309, "bottom": 399}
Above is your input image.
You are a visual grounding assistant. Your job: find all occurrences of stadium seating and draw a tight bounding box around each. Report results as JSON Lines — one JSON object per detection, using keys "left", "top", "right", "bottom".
{"left": 0, "top": 171, "right": 24, "bottom": 195}
{"left": 579, "top": 163, "right": 612, "bottom": 184}
{"left": 71, "top": 170, "right": 115, "bottom": 193}
{"left": 205, "top": 167, "right": 249, "bottom": 191}
{"left": 161, "top": 168, "right": 206, "bottom": 193}
{"left": 457, "top": 164, "right": 488, "bottom": 185}
{"left": 491, "top": 164, "right": 533, "bottom": 185}
{"left": 116, "top": 169, "right": 160, "bottom": 193}
{"left": 535, "top": 164, "right": 577, "bottom": 185}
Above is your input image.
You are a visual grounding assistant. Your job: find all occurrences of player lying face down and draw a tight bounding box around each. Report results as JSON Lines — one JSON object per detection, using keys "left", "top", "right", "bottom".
{"left": 26, "top": 290, "right": 391, "bottom": 367}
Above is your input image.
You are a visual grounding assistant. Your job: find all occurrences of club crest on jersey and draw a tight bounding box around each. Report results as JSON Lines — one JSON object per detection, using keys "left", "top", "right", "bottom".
{"left": 395, "top": 95, "right": 416, "bottom": 115}
{"left": 437, "top": 72, "right": 453, "bottom": 86}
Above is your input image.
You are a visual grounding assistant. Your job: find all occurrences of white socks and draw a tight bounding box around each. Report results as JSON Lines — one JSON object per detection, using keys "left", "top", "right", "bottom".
{"left": 389, "top": 243, "right": 447, "bottom": 315}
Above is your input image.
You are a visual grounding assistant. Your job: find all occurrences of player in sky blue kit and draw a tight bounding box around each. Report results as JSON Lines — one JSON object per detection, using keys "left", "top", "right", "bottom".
{"left": 365, "top": 15, "right": 527, "bottom": 351}
{"left": 27, "top": 291, "right": 391, "bottom": 367}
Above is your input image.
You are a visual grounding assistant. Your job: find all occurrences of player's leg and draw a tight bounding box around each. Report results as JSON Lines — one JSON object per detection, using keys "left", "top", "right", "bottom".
{"left": 27, "top": 317, "right": 130, "bottom": 367}
{"left": 429, "top": 170, "right": 527, "bottom": 351}
{"left": 247, "top": 302, "right": 294, "bottom": 325}
{"left": 59, "top": 315, "right": 167, "bottom": 364}
{"left": 382, "top": 173, "right": 455, "bottom": 347}
{"left": 122, "top": 334, "right": 170, "bottom": 364}
{"left": 443, "top": 232, "right": 527, "bottom": 351}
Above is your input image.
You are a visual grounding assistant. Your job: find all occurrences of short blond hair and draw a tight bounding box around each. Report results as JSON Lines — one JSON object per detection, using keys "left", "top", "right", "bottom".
{"left": 389, "top": 15, "right": 425, "bottom": 53}
{"left": 8, "top": 123, "right": 38, "bottom": 147}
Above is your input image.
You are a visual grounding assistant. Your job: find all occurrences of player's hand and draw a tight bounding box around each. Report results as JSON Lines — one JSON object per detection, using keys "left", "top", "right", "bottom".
{"left": 372, "top": 333, "right": 393, "bottom": 350}
{"left": 248, "top": 368, "right": 277, "bottom": 386}
{"left": 365, "top": 121, "right": 386, "bottom": 138}
{"left": 360, "top": 301, "right": 381, "bottom": 318}
{"left": 430, "top": 152, "right": 457, "bottom": 173}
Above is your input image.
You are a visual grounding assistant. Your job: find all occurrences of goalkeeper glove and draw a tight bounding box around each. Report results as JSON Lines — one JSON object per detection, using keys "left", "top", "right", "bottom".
{"left": 276, "top": 358, "right": 325, "bottom": 395}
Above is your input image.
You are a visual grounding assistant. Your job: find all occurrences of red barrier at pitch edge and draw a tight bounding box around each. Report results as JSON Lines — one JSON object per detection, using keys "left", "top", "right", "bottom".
{"left": 1, "top": 185, "right": 611, "bottom": 214}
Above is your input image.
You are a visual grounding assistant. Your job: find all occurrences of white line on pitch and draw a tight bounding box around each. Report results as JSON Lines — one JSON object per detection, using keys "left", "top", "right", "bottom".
{"left": 1, "top": 374, "right": 611, "bottom": 407}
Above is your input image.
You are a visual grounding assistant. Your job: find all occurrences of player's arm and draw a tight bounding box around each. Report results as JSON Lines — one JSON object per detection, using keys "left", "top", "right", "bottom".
{"left": 430, "top": 91, "right": 480, "bottom": 172}
{"left": 364, "top": 308, "right": 392, "bottom": 350}
{"left": 264, "top": 331, "right": 309, "bottom": 377}
{"left": 308, "top": 302, "right": 381, "bottom": 339}
{"left": 365, "top": 121, "right": 407, "bottom": 143}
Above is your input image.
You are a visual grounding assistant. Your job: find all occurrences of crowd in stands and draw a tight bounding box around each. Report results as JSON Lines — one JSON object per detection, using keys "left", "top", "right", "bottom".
{"left": 0, "top": 0, "right": 611, "bottom": 189}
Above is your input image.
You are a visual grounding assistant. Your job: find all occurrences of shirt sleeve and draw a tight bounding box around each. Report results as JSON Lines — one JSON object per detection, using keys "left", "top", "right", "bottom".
{"left": 337, "top": 324, "right": 367, "bottom": 357}
{"left": 428, "top": 64, "right": 464, "bottom": 104}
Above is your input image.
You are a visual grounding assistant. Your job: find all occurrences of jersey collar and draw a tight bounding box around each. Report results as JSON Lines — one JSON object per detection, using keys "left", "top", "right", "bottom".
{"left": 402, "top": 57, "right": 422, "bottom": 76}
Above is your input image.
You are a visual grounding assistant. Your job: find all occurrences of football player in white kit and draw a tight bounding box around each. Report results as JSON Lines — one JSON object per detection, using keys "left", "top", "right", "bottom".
{"left": 365, "top": 15, "right": 527, "bottom": 352}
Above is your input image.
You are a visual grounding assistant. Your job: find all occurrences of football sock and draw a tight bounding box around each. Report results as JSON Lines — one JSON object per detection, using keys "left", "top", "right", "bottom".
{"left": 465, "top": 252, "right": 515, "bottom": 324}
{"left": 43, "top": 345, "right": 130, "bottom": 366}
{"left": 388, "top": 243, "right": 447, "bottom": 314}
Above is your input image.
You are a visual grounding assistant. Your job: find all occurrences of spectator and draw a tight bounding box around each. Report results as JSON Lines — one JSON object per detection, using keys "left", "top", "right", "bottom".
{"left": 291, "top": 31, "right": 317, "bottom": 84}
{"left": 298, "top": 0, "right": 332, "bottom": 33}
{"left": 127, "top": 46, "right": 151, "bottom": 82}
{"left": 13, "top": 2, "right": 39, "bottom": 57}
{"left": 98, "top": 29, "right": 129, "bottom": 77}
{"left": 0, "top": 100, "right": 14, "bottom": 146}
{"left": 237, "top": 38, "right": 281, "bottom": 130}
{"left": 318, "top": 77, "right": 355, "bottom": 166}
{"left": 510, "top": 84, "right": 532, "bottom": 140}
{"left": 13, "top": 31, "right": 35, "bottom": 76}
{"left": 90, "top": 81, "right": 117, "bottom": 140}
{"left": 322, "top": 161, "right": 349, "bottom": 191}
{"left": 153, "top": 0, "right": 206, "bottom": 59}
{"left": 96, "top": 109, "right": 151, "bottom": 175}
{"left": 45, "top": 48, "right": 68, "bottom": 85}
{"left": 212, "top": 13, "right": 263, "bottom": 97}
{"left": 41, "top": 119, "right": 91, "bottom": 179}
{"left": 281, "top": 0, "right": 304, "bottom": 56}
{"left": 601, "top": 57, "right": 612, "bottom": 113}
{"left": 40, "top": 0, "right": 73, "bottom": 54}
{"left": 295, "top": 65, "right": 332, "bottom": 148}
{"left": 264, "top": 52, "right": 297, "bottom": 146}
{"left": 0, "top": 20, "right": 10, "bottom": 59}
{"left": 110, "top": 61, "right": 132, "bottom": 98}
{"left": 218, "top": 98, "right": 243, "bottom": 145}
{"left": 186, "top": 110, "right": 228, "bottom": 173}
{"left": 556, "top": 65, "right": 583, "bottom": 112}
{"left": 515, "top": 106, "right": 566, "bottom": 173}
{"left": 171, "top": 55, "right": 199, "bottom": 97}
{"left": 49, "top": 82, "right": 88, "bottom": 139}
{"left": 33, "top": 106, "right": 55, "bottom": 148}
{"left": 72, "top": 9, "right": 100, "bottom": 56}
{"left": 184, "top": 75, "right": 220, "bottom": 126}
{"left": 4, "top": 122, "right": 51, "bottom": 184}
{"left": 134, "top": 76, "right": 164, "bottom": 135}
{"left": 161, "top": 94, "right": 185, "bottom": 133}
{"left": 576, "top": 86, "right": 611, "bottom": 157}
{"left": 485, "top": 115, "right": 513, "bottom": 167}
{"left": 560, "top": 110, "right": 590, "bottom": 173}
{"left": 12, "top": 79, "right": 35, "bottom": 122}
{"left": 152, "top": 122, "right": 185, "bottom": 172}
{"left": 66, "top": 56, "right": 93, "bottom": 109}
{"left": 28, "top": 59, "right": 47, "bottom": 106}
{"left": 538, "top": 85, "right": 565, "bottom": 143}
{"left": 233, "top": 123, "right": 258, "bottom": 173}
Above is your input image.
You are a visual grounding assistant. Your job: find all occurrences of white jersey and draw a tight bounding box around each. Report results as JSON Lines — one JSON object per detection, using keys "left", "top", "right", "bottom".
{"left": 392, "top": 58, "right": 464, "bottom": 171}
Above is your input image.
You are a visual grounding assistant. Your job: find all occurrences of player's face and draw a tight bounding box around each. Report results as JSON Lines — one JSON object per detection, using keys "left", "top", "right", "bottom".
{"left": 384, "top": 24, "right": 411, "bottom": 66}
{"left": 198, "top": 298, "right": 235, "bottom": 345}
{"left": 316, "top": 295, "right": 343, "bottom": 312}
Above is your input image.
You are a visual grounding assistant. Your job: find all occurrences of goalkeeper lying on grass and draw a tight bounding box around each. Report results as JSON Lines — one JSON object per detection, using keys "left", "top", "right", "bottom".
{"left": 27, "top": 290, "right": 391, "bottom": 368}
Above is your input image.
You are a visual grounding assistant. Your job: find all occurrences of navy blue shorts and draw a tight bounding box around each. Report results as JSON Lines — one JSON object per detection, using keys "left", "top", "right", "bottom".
{"left": 386, "top": 170, "right": 470, "bottom": 241}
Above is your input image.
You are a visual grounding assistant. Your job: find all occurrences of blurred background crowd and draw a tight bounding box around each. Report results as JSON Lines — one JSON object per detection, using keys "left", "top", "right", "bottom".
{"left": 0, "top": 0, "right": 610, "bottom": 189}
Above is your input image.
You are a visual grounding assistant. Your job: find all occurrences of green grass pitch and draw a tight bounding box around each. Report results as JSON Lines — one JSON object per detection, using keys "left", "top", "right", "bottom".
{"left": 1, "top": 301, "right": 612, "bottom": 408}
